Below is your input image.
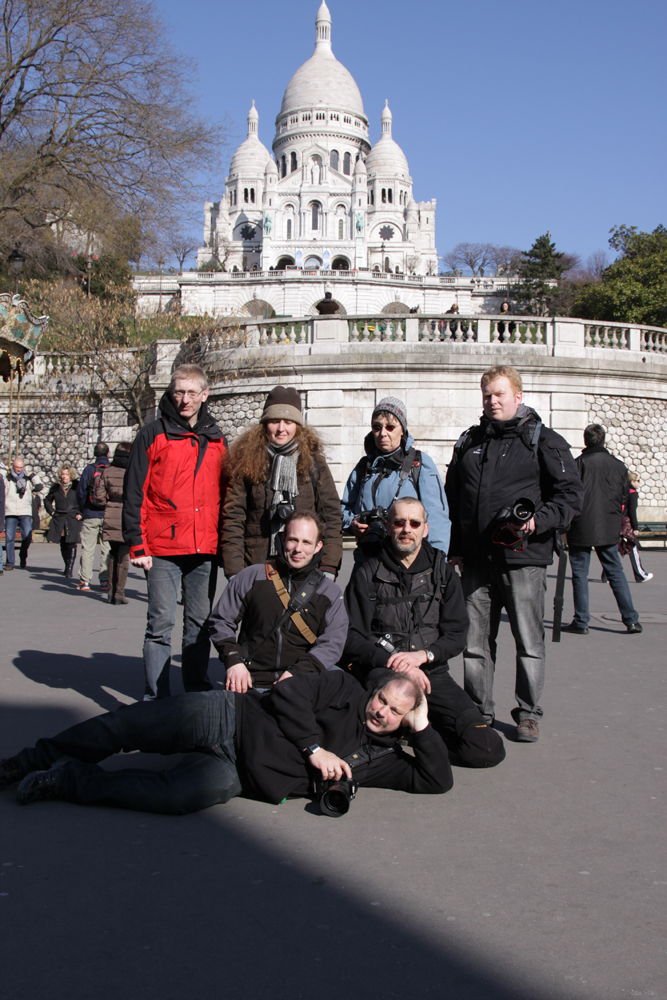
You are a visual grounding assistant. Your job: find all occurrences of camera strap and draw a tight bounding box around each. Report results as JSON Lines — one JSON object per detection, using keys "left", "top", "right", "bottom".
{"left": 343, "top": 744, "right": 398, "bottom": 770}
{"left": 266, "top": 564, "right": 321, "bottom": 645}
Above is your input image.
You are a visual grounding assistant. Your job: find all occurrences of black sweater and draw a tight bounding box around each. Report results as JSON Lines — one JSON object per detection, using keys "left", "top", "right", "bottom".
{"left": 234, "top": 670, "right": 452, "bottom": 804}
{"left": 344, "top": 541, "right": 469, "bottom": 674}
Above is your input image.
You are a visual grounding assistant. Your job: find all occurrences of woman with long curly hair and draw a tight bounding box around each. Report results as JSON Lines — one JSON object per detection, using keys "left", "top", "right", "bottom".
{"left": 44, "top": 465, "right": 83, "bottom": 577}
{"left": 220, "top": 387, "right": 342, "bottom": 580}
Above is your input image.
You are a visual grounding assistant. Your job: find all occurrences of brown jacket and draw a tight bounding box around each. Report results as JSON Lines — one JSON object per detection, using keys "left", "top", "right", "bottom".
{"left": 220, "top": 458, "right": 343, "bottom": 577}
{"left": 95, "top": 461, "right": 128, "bottom": 543}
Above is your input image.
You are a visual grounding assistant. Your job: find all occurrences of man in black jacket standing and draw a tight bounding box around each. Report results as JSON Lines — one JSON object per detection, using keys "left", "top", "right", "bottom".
{"left": 0, "top": 671, "right": 452, "bottom": 813}
{"left": 445, "top": 366, "right": 583, "bottom": 742}
{"left": 563, "top": 424, "right": 641, "bottom": 635}
{"left": 344, "top": 497, "right": 505, "bottom": 768}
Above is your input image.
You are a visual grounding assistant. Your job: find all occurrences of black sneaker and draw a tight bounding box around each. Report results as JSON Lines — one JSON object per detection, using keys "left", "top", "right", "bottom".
{"left": 0, "top": 756, "right": 28, "bottom": 790}
{"left": 626, "top": 622, "right": 643, "bottom": 634}
{"left": 561, "top": 621, "right": 589, "bottom": 635}
{"left": 16, "top": 757, "right": 73, "bottom": 804}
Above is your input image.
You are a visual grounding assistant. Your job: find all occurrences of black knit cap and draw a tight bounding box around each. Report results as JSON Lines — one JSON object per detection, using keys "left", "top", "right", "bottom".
{"left": 261, "top": 386, "right": 303, "bottom": 425}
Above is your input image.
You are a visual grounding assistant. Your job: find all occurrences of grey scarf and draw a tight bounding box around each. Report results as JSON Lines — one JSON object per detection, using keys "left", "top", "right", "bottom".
{"left": 267, "top": 441, "right": 300, "bottom": 555}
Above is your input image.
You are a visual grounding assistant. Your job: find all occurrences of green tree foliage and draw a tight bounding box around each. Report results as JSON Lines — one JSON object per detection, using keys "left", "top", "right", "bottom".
{"left": 572, "top": 225, "right": 667, "bottom": 327}
{"left": 514, "top": 234, "right": 565, "bottom": 315}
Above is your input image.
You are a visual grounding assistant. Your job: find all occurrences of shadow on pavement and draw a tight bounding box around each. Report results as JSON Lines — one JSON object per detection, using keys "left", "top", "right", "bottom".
{"left": 0, "top": 705, "right": 562, "bottom": 1000}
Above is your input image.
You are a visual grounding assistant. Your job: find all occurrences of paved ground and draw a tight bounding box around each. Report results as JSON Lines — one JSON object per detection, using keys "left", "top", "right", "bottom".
{"left": 0, "top": 543, "right": 665, "bottom": 1000}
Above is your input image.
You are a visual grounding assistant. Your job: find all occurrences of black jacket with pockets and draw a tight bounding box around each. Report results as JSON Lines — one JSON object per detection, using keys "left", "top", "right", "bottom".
{"left": 445, "top": 408, "right": 584, "bottom": 567}
{"left": 567, "top": 445, "right": 629, "bottom": 548}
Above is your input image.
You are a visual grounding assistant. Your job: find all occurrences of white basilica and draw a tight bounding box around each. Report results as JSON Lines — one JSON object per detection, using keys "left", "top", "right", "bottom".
{"left": 198, "top": 2, "right": 437, "bottom": 279}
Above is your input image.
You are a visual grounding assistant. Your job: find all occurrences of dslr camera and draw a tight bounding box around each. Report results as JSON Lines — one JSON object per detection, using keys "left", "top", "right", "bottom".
{"left": 275, "top": 500, "right": 296, "bottom": 522}
{"left": 356, "top": 506, "right": 388, "bottom": 528}
{"left": 314, "top": 776, "right": 359, "bottom": 817}
{"left": 492, "top": 496, "right": 536, "bottom": 549}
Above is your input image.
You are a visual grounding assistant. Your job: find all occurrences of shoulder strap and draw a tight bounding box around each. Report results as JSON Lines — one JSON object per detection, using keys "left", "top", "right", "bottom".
{"left": 389, "top": 447, "right": 417, "bottom": 507}
{"left": 410, "top": 450, "right": 422, "bottom": 495}
{"left": 530, "top": 420, "right": 543, "bottom": 456}
{"left": 453, "top": 427, "right": 477, "bottom": 461}
{"left": 266, "top": 564, "right": 321, "bottom": 645}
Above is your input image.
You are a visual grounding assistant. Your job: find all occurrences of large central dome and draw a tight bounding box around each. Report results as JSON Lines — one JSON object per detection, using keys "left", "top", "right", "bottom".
{"left": 279, "top": 2, "right": 365, "bottom": 118}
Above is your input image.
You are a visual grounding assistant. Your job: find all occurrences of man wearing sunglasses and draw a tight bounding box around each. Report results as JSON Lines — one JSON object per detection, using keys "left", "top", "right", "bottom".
{"left": 344, "top": 497, "right": 506, "bottom": 769}
{"left": 123, "top": 364, "right": 227, "bottom": 700}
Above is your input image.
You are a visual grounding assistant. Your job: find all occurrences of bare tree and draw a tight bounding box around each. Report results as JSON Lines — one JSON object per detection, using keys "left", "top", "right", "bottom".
{"left": 490, "top": 245, "right": 522, "bottom": 276}
{"left": 0, "top": 0, "right": 229, "bottom": 249}
{"left": 439, "top": 242, "right": 495, "bottom": 277}
{"left": 169, "top": 234, "right": 200, "bottom": 272}
{"left": 586, "top": 250, "right": 610, "bottom": 279}
{"left": 425, "top": 259, "right": 437, "bottom": 276}
{"left": 405, "top": 254, "right": 419, "bottom": 275}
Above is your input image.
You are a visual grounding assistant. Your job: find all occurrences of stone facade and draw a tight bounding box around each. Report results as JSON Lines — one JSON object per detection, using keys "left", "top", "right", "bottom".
{"left": 587, "top": 394, "right": 667, "bottom": 510}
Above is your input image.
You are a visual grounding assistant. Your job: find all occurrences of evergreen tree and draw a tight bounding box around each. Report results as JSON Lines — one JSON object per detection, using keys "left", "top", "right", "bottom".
{"left": 515, "top": 233, "right": 565, "bottom": 315}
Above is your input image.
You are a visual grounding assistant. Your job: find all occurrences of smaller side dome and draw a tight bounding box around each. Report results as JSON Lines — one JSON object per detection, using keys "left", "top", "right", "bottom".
{"left": 228, "top": 101, "right": 271, "bottom": 178}
{"left": 366, "top": 101, "right": 410, "bottom": 179}
{"left": 353, "top": 154, "right": 367, "bottom": 177}
{"left": 265, "top": 157, "right": 278, "bottom": 176}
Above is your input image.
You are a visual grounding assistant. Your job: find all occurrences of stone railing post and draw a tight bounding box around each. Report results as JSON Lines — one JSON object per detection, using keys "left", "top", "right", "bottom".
{"left": 311, "top": 317, "right": 348, "bottom": 354}
{"left": 552, "top": 319, "right": 585, "bottom": 357}
{"left": 476, "top": 318, "right": 491, "bottom": 343}
{"left": 628, "top": 326, "right": 642, "bottom": 352}
{"left": 405, "top": 316, "right": 419, "bottom": 342}
{"left": 153, "top": 339, "right": 182, "bottom": 385}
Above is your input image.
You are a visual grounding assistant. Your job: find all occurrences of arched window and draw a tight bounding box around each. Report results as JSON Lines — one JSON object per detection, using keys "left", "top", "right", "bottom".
{"left": 290, "top": 151, "right": 298, "bottom": 173}
{"left": 382, "top": 188, "right": 387, "bottom": 203}
{"left": 388, "top": 189, "right": 393, "bottom": 204}
{"left": 369, "top": 188, "right": 374, "bottom": 206}
{"left": 343, "top": 152, "right": 351, "bottom": 175}
{"left": 330, "top": 149, "right": 339, "bottom": 171}
{"left": 286, "top": 219, "right": 292, "bottom": 240}
{"left": 338, "top": 218, "right": 344, "bottom": 240}
{"left": 385, "top": 257, "right": 391, "bottom": 273}
{"left": 250, "top": 188, "right": 255, "bottom": 203}
{"left": 244, "top": 188, "right": 249, "bottom": 203}
{"left": 311, "top": 202, "right": 320, "bottom": 230}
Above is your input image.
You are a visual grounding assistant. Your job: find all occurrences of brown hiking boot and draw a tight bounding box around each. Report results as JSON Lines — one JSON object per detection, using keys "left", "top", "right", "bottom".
{"left": 516, "top": 719, "right": 539, "bottom": 743}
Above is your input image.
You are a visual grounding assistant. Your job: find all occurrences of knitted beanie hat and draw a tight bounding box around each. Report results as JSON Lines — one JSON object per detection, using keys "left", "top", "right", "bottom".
{"left": 372, "top": 396, "right": 408, "bottom": 433}
{"left": 261, "top": 386, "right": 303, "bottom": 425}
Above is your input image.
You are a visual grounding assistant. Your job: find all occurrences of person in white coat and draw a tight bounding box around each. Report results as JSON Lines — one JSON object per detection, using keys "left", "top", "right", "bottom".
{"left": 0, "top": 458, "right": 43, "bottom": 571}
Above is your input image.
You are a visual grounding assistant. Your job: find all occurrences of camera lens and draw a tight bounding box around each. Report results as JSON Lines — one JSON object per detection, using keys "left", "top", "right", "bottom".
{"left": 320, "top": 785, "right": 351, "bottom": 817}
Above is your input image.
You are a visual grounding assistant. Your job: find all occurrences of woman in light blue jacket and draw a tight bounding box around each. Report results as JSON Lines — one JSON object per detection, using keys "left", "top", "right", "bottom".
{"left": 341, "top": 396, "right": 451, "bottom": 563}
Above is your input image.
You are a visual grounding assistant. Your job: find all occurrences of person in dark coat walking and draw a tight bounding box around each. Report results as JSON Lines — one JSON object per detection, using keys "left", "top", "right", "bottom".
{"left": 94, "top": 442, "right": 132, "bottom": 604}
{"left": 563, "top": 425, "right": 642, "bottom": 635}
{"left": 44, "top": 466, "right": 82, "bottom": 577}
{"left": 624, "top": 473, "right": 653, "bottom": 583}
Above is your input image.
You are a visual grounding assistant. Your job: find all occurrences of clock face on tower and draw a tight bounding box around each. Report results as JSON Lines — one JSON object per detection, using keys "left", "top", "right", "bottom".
{"left": 379, "top": 225, "right": 395, "bottom": 241}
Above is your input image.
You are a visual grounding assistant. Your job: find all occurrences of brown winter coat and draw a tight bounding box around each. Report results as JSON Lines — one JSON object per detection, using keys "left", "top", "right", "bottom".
{"left": 94, "top": 460, "right": 128, "bottom": 543}
{"left": 220, "top": 460, "right": 343, "bottom": 577}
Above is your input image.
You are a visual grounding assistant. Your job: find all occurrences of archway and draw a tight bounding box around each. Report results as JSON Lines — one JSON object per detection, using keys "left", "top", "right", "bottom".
{"left": 381, "top": 302, "right": 409, "bottom": 315}
{"left": 240, "top": 299, "right": 276, "bottom": 319}
{"left": 276, "top": 256, "right": 295, "bottom": 270}
{"left": 332, "top": 256, "right": 350, "bottom": 270}
{"left": 303, "top": 256, "right": 322, "bottom": 270}
{"left": 311, "top": 298, "right": 347, "bottom": 316}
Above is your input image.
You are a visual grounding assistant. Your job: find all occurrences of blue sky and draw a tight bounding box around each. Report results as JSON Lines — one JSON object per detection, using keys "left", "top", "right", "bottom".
{"left": 153, "top": 0, "right": 666, "bottom": 265}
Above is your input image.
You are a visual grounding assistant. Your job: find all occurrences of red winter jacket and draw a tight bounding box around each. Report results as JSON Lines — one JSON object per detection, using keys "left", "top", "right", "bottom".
{"left": 123, "top": 394, "right": 227, "bottom": 559}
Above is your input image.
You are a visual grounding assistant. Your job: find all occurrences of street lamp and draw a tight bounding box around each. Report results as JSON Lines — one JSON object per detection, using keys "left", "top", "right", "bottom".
{"left": 8, "top": 243, "right": 25, "bottom": 296}
{"left": 86, "top": 255, "right": 93, "bottom": 298}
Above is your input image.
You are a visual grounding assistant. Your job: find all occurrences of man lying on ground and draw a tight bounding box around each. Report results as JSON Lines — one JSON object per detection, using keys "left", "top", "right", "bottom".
{"left": 0, "top": 672, "right": 452, "bottom": 814}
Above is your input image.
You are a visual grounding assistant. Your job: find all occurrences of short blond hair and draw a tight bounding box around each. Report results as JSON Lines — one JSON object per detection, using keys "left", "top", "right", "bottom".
{"left": 481, "top": 365, "right": 522, "bottom": 394}
{"left": 170, "top": 364, "right": 208, "bottom": 391}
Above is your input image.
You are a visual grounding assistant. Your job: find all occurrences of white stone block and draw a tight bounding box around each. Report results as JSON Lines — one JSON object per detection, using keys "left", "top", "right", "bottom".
{"left": 308, "top": 390, "right": 344, "bottom": 409}
{"left": 550, "top": 393, "right": 586, "bottom": 412}
{"left": 551, "top": 411, "right": 588, "bottom": 429}
{"left": 307, "top": 407, "right": 341, "bottom": 427}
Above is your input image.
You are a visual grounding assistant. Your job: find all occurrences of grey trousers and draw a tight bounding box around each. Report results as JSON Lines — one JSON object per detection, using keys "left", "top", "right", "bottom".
{"left": 462, "top": 562, "right": 547, "bottom": 724}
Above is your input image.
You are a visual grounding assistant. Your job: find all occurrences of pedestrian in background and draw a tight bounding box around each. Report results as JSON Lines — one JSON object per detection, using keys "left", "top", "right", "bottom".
{"left": 564, "top": 425, "right": 642, "bottom": 635}
{"left": 221, "top": 386, "right": 342, "bottom": 581}
{"left": 44, "top": 466, "right": 82, "bottom": 577}
{"left": 76, "top": 442, "right": 110, "bottom": 593}
{"left": 95, "top": 442, "right": 132, "bottom": 604}
{"left": 0, "top": 457, "right": 43, "bottom": 571}
{"left": 623, "top": 473, "right": 653, "bottom": 583}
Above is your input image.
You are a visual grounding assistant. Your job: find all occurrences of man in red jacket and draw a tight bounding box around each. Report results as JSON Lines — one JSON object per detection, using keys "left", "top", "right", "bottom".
{"left": 123, "top": 364, "right": 227, "bottom": 699}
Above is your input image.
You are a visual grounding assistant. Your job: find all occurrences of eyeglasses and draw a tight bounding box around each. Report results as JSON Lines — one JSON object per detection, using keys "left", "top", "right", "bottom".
{"left": 391, "top": 519, "right": 423, "bottom": 529}
{"left": 172, "top": 389, "right": 204, "bottom": 400}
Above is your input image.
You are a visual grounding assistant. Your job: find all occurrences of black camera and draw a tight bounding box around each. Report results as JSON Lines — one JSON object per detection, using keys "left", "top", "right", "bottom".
{"left": 375, "top": 633, "right": 396, "bottom": 654}
{"left": 492, "top": 497, "right": 536, "bottom": 549}
{"left": 275, "top": 500, "right": 296, "bottom": 522}
{"left": 357, "top": 506, "right": 388, "bottom": 527}
{"left": 315, "top": 776, "right": 359, "bottom": 817}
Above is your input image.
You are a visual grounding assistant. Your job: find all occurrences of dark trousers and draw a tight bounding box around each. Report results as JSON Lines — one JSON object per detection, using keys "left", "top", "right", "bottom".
{"left": 367, "top": 666, "right": 505, "bottom": 768}
{"left": 108, "top": 541, "right": 130, "bottom": 599}
{"left": 17, "top": 691, "right": 241, "bottom": 814}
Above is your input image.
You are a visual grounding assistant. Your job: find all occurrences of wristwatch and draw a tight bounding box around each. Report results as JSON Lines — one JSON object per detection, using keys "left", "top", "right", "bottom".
{"left": 425, "top": 650, "right": 435, "bottom": 664}
{"left": 302, "top": 744, "right": 322, "bottom": 757}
